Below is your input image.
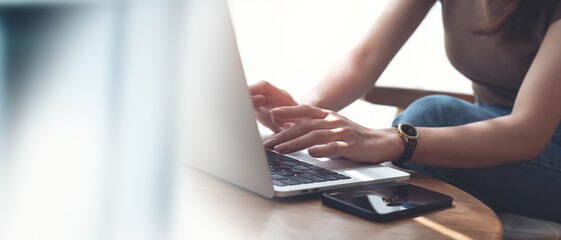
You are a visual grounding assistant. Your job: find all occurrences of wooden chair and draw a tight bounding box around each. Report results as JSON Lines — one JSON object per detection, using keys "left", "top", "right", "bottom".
{"left": 361, "top": 86, "right": 475, "bottom": 114}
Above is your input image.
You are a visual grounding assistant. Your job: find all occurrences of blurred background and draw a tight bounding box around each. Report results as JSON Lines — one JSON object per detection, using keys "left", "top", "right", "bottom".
{"left": 0, "top": 1, "right": 178, "bottom": 240}
{"left": 0, "top": 0, "right": 470, "bottom": 240}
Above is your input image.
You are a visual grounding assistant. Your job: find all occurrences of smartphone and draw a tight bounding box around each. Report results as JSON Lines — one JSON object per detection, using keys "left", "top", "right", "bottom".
{"left": 322, "top": 183, "right": 453, "bottom": 222}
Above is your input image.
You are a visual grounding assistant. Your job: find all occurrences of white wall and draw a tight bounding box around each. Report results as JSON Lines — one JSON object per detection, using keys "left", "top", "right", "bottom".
{"left": 229, "top": 0, "right": 472, "bottom": 128}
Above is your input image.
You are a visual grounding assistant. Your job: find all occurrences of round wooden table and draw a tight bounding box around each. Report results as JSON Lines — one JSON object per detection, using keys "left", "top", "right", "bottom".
{"left": 181, "top": 165, "right": 503, "bottom": 239}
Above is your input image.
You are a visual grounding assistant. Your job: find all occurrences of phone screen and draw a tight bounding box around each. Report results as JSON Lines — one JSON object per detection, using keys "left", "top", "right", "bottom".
{"left": 323, "top": 183, "right": 452, "bottom": 221}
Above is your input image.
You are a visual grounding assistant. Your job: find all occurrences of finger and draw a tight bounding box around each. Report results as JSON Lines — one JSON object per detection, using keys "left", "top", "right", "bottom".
{"left": 272, "top": 116, "right": 297, "bottom": 129}
{"left": 273, "top": 129, "right": 341, "bottom": 154}
{"left": 248, "top": 80, "right": 271, "bottom": 95}
{"left": 308, "top": 141, "right": 348, "bottom": 158}
{"left": 263, "top": 119, "right": 335, "bottom": 149}
{"left": 249, "top": 81, "right": 298, "bottom": 110}
{"left": 271, "top": 105, "right": 330, "bottom": 129}
{"left": 248, "top": 80, "right": 280, "bottom": 97}
{"left": 251, "top": 95, "right": 268, "bottom": 108}
{"left": 281, "top": 122, "right": 295, "bottom": 130}
{"left": 270, "top": 105, "right": 329, "bottom": 120}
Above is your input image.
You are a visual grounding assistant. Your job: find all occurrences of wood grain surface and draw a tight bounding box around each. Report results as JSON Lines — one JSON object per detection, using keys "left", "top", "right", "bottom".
{"left": 181, "top": 165, "right": 503, "bottom": 240}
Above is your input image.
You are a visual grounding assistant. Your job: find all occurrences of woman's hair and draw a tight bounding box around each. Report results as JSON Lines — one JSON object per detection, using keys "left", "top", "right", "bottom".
{"left": 472, "top": 0, "right": 553, "bottom": 37}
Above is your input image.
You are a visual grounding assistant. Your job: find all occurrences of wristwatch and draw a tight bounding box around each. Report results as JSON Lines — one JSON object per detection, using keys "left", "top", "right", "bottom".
{"left": 393, "top": 123, "right": 419, "bottom": 168}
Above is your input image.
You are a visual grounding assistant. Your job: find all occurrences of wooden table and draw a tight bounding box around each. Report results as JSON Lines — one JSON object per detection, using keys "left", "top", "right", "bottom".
{"left": 181, "top": 165, "right": 504, "bottom": 239}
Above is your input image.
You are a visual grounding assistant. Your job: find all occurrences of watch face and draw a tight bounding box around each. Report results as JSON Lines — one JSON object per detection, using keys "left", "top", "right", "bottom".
{"left": 400, "top": 124, "right": 418, "bottom": 138}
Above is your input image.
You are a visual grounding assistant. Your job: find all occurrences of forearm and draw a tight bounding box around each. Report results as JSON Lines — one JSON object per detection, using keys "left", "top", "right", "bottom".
{"left": 300, "top": 49, "right": 385, "bottom": 111}
{"left": 301, "top": 0, "right": 436, "bottom": 111}
{"left": 407, "top": 18, "right": 561, "bottom": 168}
{"left": 410, "top": 116, "right": 549, "bottom": 168}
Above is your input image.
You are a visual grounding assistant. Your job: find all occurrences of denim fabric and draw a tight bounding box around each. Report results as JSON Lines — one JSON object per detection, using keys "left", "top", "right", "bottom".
{"left": 392, "top": 95, "right": 561, "bottom": 223}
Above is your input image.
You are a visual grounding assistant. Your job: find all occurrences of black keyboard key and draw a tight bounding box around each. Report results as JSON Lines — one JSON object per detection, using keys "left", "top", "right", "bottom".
{"left": 299, "top": 173, "right": 328, "bottom": 182}
{"left": 291, "top": 169, "right": 305, "bottom": 174}
{"left": 298, "top": 162, "right": 312, "bottom": 166}
{"left": 273, "top": 180, "right": 287, "bottom": 186}
{"left": 289, "top": 175, "right": 314, "bottom": 184}
{"left": 282, "top": 157, "right": 298, "bottom": 163}
{"left": 332, "top": 173, "right": 351, "bottom": 180}
{"left": 309, "top": 166, "right": 324, "bottom": 170}
{"left": 270, "top": 166, "right": 282, "bottom": 172}
{"left": 293, "top": 165, "right": 310, "bottom": 171}
{"left": 306, "top": 170, "right": 338, "bottom": 181}
{"left": 318, "top": 169, "right": 337, "bottom": 175}
{"left": 280, "top": 179, "right": 301, "bottom": 185}
{"left": 271, "top": 174, "right": 288, "bottom": 181}
{"left": 276, "top": 170, "right": 296, "bottom": 176}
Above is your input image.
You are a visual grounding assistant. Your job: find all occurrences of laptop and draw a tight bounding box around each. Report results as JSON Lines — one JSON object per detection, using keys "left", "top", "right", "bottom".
{"left": 179, "top": 0, "right": 409, "bottom": 198}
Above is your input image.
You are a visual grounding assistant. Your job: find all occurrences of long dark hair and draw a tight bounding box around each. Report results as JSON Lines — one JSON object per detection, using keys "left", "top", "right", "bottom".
{"left": 472, "top": 0, "right": 554, "bottom": 36}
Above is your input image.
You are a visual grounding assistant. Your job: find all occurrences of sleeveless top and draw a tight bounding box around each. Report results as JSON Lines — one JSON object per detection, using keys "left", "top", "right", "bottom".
{"left": 440, "top": 0, "right": 561, "bottom": 108}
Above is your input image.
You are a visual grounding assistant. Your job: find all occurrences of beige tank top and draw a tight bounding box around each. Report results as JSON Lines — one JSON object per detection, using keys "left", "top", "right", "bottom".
{"left": 440, "top": 0, "right": 561, "bottom": 108}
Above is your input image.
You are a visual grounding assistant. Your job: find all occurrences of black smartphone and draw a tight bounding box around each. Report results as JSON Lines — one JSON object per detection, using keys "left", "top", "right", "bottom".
{"left": 322, "top": 183, "right": 453, "bottom": 222}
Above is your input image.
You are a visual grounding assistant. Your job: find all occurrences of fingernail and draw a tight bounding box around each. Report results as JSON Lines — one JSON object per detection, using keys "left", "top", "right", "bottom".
{"left": 263, "top": 139, "right": 273, "bottom": 147}
{"left": 275, "top": 145, "right": 288, "bottom": 154}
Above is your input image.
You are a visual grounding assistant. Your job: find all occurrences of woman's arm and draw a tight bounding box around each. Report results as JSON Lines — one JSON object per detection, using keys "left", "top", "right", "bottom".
{"left": 413, "top": 19, "right": 561, "bottom": 167}
{"left": 250, "top": 0, "right": 435, "bottom": 133}
{"left": 265, "top": 20, "right": 561, "bottom": 168}
{"left": 302, "top": 0, "right": 437, "bottom": 111}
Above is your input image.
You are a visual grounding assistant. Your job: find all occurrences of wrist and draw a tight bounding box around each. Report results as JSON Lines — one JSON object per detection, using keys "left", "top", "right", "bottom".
{"left": 380, "top": 128, "right": 406, "bottom": 162}
{"left": 392, "top": 123, "right": 419, "bottom": 168}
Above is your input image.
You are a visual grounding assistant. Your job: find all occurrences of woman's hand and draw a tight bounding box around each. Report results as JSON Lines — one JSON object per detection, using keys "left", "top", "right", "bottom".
{"left": 263, "top": 104, "right": 403, "bottom": 163}
{"left": 249, "top": 81, "right": 298, "bottom": 133}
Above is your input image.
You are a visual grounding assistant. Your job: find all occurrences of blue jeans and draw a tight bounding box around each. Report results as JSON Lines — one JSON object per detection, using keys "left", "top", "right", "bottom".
{"left": 393, "top": 95, "right": 561, "bottom": 223}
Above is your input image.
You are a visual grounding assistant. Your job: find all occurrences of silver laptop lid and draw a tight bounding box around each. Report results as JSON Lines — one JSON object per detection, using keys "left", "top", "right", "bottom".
{"left": 179, "top": 0, "right": 274, "bottom": 198}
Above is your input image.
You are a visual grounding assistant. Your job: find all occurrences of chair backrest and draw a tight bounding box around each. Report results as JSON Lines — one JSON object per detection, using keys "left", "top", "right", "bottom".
{"left": 361, "top": 86, "right": 475, "bottom": 114}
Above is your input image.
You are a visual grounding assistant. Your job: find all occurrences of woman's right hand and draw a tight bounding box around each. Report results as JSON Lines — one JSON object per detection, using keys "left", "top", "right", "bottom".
{"left": 249, "top": 81, "right": 298, "bottom": 133}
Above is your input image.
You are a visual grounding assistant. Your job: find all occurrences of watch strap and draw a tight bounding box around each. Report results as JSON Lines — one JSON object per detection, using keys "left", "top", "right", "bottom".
{"left": 393, "top": 139, "right": 416, "bottom": 168}
{"left": 392, "top": 124, "right": 418, "bottom": 169}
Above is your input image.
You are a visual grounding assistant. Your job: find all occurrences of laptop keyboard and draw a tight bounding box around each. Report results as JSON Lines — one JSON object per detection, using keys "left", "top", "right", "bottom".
{"left": 266, "top": 150, "right": 351, "bottom": 186}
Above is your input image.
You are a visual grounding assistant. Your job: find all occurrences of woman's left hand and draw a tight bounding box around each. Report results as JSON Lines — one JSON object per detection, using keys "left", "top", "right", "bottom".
{"left": 263, "top": 104, "right": 403, "bottom": 163}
